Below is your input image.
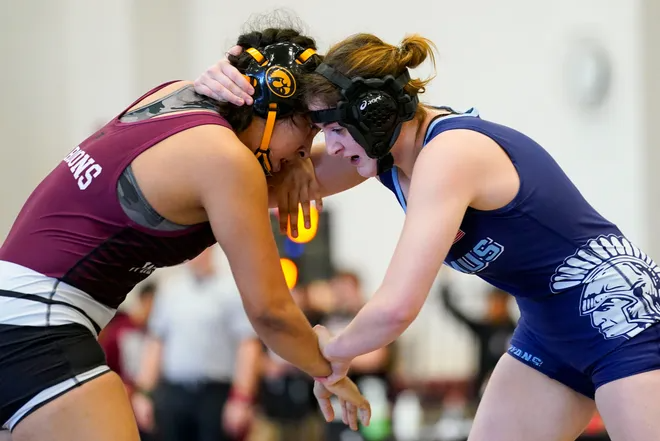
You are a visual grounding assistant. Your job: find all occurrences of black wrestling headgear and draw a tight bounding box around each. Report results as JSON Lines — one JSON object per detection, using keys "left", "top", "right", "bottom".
{"left": 243, "top": 42, "right": 318, "bottom": 176}
{"left": 309, "top": 63, "right": 418, "bottom": 174}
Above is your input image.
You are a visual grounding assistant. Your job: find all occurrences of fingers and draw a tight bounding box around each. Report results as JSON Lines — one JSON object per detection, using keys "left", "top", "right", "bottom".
{"left": 288, "top": 198, "right": 299, "bottom": 238}
{"left": 193, "top": 51, "right": 254, "bottom": 106}
{"left": 345, "top": 401, "right": 359, "bottom": 431}
{"left": 317, "top": 378, "right": 371, "bottom": 431}
{"left": 215, "top": 65, "right": 254, "bottom": 105}
{"left": 227, "top": 45, "right": 243, "bottom": 56}
{"left": 196, "top": 66, "right": 249, "bottom": 106}
{"left": 223, "top": 46, "right": 254, "bottom": 102}
{"left": 338, "top": 396, "right": 362, "bottom": 431}
{"left": 359, "top": 401, "right": 372, "bottom": 427}
{"left": 299, "top": 185, "right": 311, "bottom": 230}
{"left": 318, "top": 397, "right": 334, "bottom": 423}
{"left": 277, "top": 190, "right": 289, "bottom": 235}
{"left": 193, "top": 80, "right": 229, "bottom": 104}
{"left": 309, "top": 177, "right": 323, "bottom": 213}
{"left": 313, "top": 381, "right": 335, "bottom": 422}
{"left": 313, "top": 324, "right": 332, "bottom": 347}
{"left": 340, "top": 398, "right": 348, "bottom": 425}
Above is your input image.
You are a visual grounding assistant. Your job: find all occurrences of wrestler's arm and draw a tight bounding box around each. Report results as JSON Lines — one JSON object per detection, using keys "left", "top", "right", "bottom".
{"left": 322, "top": 130, "right": 488, "bottom": 360}
{"left": 265, "top": 143, "right": 368, "bottom": 235}
{"left": 190, "top": 126, "right": 371, "bottom": 425}
{"left": 183, "top": 125, "right": 332, "bottom": 377}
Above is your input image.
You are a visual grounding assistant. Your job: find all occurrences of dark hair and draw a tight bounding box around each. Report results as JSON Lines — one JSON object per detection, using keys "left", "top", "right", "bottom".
{"left": 218, "top": 22, "right": 320, "bottom": 132}
{"left": 302, "top": 33, "right": 436, "bottom": 119}
{"left": 138, "top": 282, "right": 157, "bottom": 300}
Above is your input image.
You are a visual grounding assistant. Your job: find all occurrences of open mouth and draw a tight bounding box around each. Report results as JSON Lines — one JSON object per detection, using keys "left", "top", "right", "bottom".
{"left": 350, "top": 155, "right": 360, "bottom": 165}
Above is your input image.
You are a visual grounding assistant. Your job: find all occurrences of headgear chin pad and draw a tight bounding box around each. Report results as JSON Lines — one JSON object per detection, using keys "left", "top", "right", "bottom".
{"left": 310, "top": 63, "right": 419, "bottom": 161}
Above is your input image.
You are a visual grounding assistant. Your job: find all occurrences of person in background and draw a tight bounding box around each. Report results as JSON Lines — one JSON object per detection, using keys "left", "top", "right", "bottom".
{"left": 440, "top": 284, "right": 516, "bottom": 406}
{"left": 100, "top": 282, "right": 157, "bottom": 395}
{"left": 99, "top": 282, "right": 157, "bottom": 441}
{"left": 132, "top": 247, "right": 262, "bottom": 441}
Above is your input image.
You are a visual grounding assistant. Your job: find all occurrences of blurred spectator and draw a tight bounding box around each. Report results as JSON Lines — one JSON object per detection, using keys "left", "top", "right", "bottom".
{"left": 132, "top": 247, "right": 261, "bottom": 441}
{"left": 327, "top": 270, "right": 364, "bottom": 315}
{"left": 99, "top": 282, "right": 156, "bottom": 440}
{"left": 100, "top": 282, "right": 156, "bottom": 392}
{"left": 440, "top": 284, "right": 516, "bottom": 405}
{"left": 249, "top": 284, "right": 324, "bottom": 441}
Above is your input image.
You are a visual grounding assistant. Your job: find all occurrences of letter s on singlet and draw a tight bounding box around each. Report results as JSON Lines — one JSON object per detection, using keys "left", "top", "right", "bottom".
{"left": 63, "top": 146, "right": 103, "bottom": 190}
{"left": 78, "top": 164, "right": 103, "bottom": 190}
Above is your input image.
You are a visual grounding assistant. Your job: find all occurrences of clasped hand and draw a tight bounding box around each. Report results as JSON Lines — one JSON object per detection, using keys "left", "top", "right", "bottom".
{"left": 312, "top": 325, "right": 371, "bottom": 431}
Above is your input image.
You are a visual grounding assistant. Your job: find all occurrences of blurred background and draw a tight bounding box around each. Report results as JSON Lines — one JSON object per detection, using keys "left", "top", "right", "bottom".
{"left": 4, "top": 0, "right": 660, "bottom": 440}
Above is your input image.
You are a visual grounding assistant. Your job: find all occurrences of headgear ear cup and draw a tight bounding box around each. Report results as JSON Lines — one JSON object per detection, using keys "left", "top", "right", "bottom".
{"left": 243, "top": 43, "right": 318, "bottom": 176}
{"left": 309, "top": 64, "right": 418, "bottom": 174}
{"left": 351, "top": 91, "right": 399, "bottom": 158}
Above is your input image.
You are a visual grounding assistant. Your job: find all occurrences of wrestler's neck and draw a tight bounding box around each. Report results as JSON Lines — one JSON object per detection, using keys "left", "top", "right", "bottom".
{"left": 390, "top": 106, "right": 450, "bottom": 178}
{"left": 236, "top": 119, "right": 264, "bottom": 154}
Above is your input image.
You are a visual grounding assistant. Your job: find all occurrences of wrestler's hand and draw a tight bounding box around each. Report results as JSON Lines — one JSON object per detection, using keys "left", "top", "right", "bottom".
{"left": 314, "top": 377, "right": 371, "bottom": 431}
{"left": 314, "top": 325, "right": 350, "bottom": 382}
{"left": 268, "top": 157, "right": 323, "bottom": 238}
{"left": 194, "top": 45, "right": 254, "bottom": 106}
{"left": 313, "top": 325, "right": 370, "bottom": 430}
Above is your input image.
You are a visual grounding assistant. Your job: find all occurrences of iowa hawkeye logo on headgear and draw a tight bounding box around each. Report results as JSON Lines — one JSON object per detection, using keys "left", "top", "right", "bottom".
{"left": 266, "top": 66, "right": 296, "bottom": 98}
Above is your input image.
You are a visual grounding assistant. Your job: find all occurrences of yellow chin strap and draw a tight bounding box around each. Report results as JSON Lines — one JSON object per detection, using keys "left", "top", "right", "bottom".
{"left": 254, "top": 103, "right": 278, "bottom": 176}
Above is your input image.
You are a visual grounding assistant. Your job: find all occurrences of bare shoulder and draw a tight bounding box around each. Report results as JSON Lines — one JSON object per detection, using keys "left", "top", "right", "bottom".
{"left": 166, "top": 125, "right": 266, "bottom": 203}
{"left": 416, "top": 128, "right": 518, "bottom": 210}
{"left": 183, "top": 125, "right": 263, "bottom": 180}
{"left": 418, "top": 129, "right": 514, "bottom": 177}
{"left": 136, "top": 124, "right": 258, "bottom": 179}
{"left": 130, "top": 124, "right": 264, "bottom": 224}
{"left": 421, "top": 129, "right": 501, "bottom": 162}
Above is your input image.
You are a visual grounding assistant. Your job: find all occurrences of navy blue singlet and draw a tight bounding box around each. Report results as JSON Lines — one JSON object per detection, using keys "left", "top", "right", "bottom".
{"left": 379, "top": 108, "right": 660, "bottom": 397}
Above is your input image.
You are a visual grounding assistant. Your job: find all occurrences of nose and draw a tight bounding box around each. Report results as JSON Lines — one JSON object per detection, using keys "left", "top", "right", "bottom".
{"left": 326, "top": 138, "right": 344, "bottom": 157}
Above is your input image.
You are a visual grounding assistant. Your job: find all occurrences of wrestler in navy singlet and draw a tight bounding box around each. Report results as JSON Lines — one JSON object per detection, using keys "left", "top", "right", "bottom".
{"left": 379, "top": 108, "right": 660, "bottom": 397}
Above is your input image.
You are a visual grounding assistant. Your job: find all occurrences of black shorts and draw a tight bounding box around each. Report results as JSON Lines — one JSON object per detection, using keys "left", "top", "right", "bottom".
{"left": 0, "top": 322, "right": 109, "bottom": 430}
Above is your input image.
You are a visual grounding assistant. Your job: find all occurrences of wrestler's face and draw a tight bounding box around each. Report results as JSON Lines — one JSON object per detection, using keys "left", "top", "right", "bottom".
{"left": 263, "top": 115, "right": 319, "bottom": 173}
{"left": 308, "top": 102, "right": 378, "bottom": 178}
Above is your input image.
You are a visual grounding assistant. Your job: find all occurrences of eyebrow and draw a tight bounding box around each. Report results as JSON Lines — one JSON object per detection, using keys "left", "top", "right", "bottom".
{"left": 314, "top": 122, "right": 336, "bottom": 129}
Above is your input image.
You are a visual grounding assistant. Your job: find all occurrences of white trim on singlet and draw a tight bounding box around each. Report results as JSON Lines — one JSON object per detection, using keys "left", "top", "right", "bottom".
{"left": 422, "top": 107, "right": 480, "bottom": 144}
{"left": 393, "top": 107, "right": 482, "bottom": 211}
{"left": 3, "top": 365, "right": 111, "bottom": 430}
{"left": 0, "top": 261, "right": 116, "bottom": 336}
